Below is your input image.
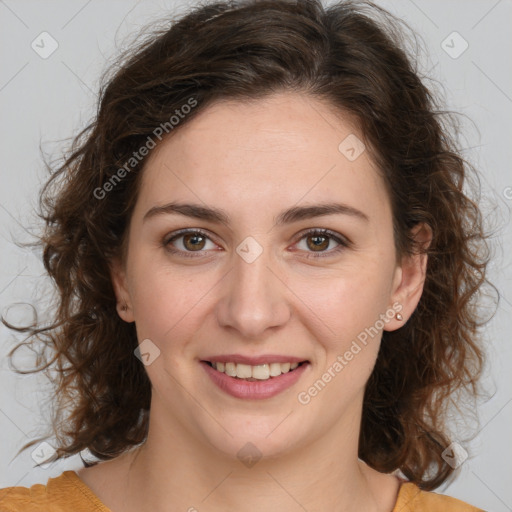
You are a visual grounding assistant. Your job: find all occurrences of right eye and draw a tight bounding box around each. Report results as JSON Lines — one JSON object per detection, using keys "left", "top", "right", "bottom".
{"left": 163, "top": 229, "right": 220, "bottom": 258}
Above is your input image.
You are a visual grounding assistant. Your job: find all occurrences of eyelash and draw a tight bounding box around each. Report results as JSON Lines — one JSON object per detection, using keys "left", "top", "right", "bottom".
{"left": 162, "top": 228, "right": 350, "bottom": 259}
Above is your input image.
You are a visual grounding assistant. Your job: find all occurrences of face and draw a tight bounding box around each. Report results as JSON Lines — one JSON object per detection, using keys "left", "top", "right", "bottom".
{"left": 112, "top": 92, "right": 428, "bottom": 462}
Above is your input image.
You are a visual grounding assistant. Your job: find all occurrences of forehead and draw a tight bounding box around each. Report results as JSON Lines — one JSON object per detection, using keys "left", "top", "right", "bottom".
{"left": 136, "top": 92, "right": 390, "bottom": 226}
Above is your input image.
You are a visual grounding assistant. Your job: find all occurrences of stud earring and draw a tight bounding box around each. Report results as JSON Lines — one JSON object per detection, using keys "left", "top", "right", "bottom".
{"left": 395, "top": 312, "right": 403, "bottom": 321}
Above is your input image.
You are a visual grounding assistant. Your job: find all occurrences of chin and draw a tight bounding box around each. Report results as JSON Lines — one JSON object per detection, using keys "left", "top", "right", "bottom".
{"left": 197, "top": 413, "right": 305, "bottom": 464}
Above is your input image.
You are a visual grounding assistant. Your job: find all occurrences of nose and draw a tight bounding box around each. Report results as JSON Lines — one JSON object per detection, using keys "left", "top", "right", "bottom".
{"left": 215, "top": 244, "right": 291, "bottom": 340}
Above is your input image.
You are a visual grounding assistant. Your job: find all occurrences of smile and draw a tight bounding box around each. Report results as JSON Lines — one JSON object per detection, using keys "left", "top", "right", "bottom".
{"left": 205, "top": 361, "right": 305, "bottom": 381}
{"left": 201, "top": 360, "right": 310, "bottom": 399}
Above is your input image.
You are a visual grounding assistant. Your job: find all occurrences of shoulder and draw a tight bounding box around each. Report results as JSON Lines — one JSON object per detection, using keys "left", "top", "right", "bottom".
{"left": 393, "top": 481, "right": 485, "bottom": 512}
{"left": 0, "top": 471, "right": 111, "bottom": 512}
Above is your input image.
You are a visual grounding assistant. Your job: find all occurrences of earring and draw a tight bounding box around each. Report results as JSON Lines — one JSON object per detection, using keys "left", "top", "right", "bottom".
{"left": 395, "top": 312, "right": 403, "bottom": 321}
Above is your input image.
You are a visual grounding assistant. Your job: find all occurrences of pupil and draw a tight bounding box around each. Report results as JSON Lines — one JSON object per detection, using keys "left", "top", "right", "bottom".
{"left": 308, "top": 235, "right": 328, "bottom": 251}
{"left": 185, "top": 233, "right": 205, "bottom": 250}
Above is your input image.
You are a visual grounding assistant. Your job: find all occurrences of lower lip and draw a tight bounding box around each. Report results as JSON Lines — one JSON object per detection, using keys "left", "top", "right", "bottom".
{"left": 201, "top": 361, "right": 309, "bottom": 400}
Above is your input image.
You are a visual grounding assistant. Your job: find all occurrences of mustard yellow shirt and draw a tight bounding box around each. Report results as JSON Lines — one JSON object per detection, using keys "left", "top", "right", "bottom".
{"left": 0, "top": 470, "right": 485, "bottom": 511}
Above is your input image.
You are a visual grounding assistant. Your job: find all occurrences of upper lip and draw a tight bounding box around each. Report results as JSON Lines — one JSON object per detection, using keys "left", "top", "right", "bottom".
{"left": 202, "top": 354, "right": 309, "bottom": 365}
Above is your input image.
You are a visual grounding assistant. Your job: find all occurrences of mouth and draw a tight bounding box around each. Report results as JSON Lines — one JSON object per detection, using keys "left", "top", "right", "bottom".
{"left": 202, "top": 360, "right": 309, "bottom": 381}
{"left": 200, "top": 358, "right": 310, "bottom": 400}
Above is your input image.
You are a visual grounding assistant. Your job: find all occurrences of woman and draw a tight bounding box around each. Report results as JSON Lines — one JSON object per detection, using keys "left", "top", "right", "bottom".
{"left": 0, "top": 0, "right": 493, "bottom": 510}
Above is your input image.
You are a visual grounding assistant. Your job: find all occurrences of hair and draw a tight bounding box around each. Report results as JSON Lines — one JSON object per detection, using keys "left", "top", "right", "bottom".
{"left": 2, "top": 0, "right": 497, "bottom": 491}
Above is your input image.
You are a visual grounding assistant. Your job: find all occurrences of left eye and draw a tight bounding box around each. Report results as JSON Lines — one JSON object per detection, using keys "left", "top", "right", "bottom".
{"left": 163, "top": 228, "right": 348, "bottom": 258}
{"left": 294, "top": 229, "right": 346, "bottom": 257}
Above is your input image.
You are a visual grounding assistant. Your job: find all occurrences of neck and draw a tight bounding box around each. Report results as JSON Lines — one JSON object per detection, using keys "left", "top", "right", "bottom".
{"left": 111, "top": 399, "right": 397, "bottom": 512}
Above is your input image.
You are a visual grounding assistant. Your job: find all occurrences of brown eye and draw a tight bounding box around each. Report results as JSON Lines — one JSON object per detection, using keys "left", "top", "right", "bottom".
{"left": 306, "top": 234, "right": 330, "bottom": 252}
{"left": 182, "top": 232, "right": 207, "bottom": 251}
{"left": 295, "top": 228, "right": 349, "bottom": 258}
{"left": 163, "top": 229, "right": 218, "bottom": 258}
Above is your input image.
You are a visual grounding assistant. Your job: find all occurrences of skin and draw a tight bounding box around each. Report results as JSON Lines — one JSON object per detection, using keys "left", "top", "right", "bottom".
{"left": 77, "top": 91, "right": 431, "bottom": 512}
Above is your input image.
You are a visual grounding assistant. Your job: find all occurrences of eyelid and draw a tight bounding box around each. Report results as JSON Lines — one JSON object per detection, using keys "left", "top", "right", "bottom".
{"left": 291, "top": 227, "right": 352, "bottom": 258}
{"left": 163, "top": 228, "right": 220, "bottom": 255}
{"left": 163, "top": 227, "right": 351, "bottom": 258}
{"left": 294, "top": 227, "right": 352, "bottom": 247}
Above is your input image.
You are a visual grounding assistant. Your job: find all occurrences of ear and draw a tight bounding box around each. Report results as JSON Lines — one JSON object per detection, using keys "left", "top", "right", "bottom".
{"left": 109, "top": 256, "right": 135, "bottom": 323}
{"left": 384, "top": 222, "right": 432, "bottom": 331}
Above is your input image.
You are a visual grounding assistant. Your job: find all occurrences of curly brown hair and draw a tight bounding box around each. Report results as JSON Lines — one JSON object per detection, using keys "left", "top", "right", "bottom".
{"left": 3, "top": 0, "right": 496, "bottom": 490}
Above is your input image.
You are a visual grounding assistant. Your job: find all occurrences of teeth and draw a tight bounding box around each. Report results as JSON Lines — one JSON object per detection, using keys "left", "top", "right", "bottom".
{"left": 210, "top": 361, "right": 303, "bottom": 380}
{"left": 236, "top": 363, "right": 252, "bottom": 379}
{"left": 269, "top": 362, "right": 282, "bottom": 377}
{"left": 225, "top": 362, "right": 237, "bottom": 377}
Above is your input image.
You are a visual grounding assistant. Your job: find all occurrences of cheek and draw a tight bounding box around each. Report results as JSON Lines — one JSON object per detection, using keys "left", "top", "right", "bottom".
{"left": 294, "top": 265, "right": 393, "bottom": 343}
{"left": 128, "top": 258, "right": 180, "bottom": 330}
{"left": 300, "top": 273, "right": 391, "bottom": 400}
{"left": 127, "top": 255, "right": 219, "bottom": 348}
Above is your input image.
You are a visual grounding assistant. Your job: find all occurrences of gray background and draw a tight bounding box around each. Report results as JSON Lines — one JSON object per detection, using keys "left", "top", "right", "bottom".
{"left": 0, "top": 0, "right": 511, "bottom": 510}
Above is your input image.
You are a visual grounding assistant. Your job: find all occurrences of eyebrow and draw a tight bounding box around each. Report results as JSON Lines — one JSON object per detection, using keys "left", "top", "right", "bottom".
{"left": 143, "top": 201, "right": 369, "bottom": 225}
